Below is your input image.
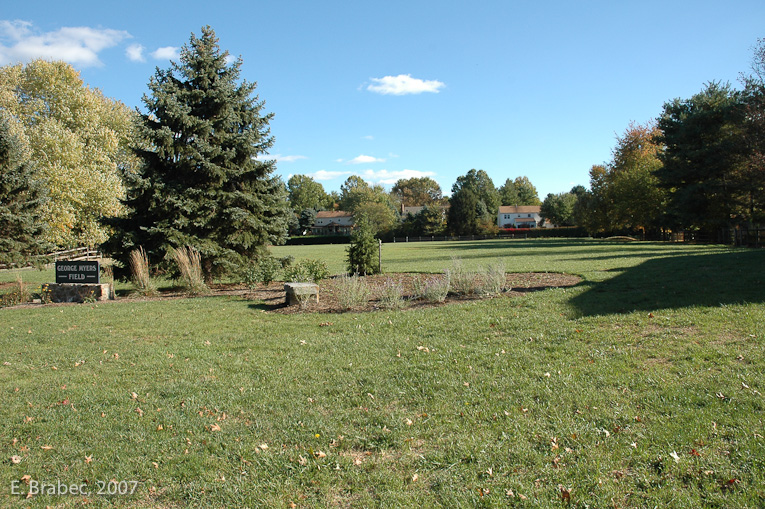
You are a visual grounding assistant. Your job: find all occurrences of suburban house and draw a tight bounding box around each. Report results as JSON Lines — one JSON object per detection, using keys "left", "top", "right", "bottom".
{"left": 311, "top": 210, "right": 355, "bottom": 235}
{"left": 497, "top": 205, "right": 543, "bottom": 228}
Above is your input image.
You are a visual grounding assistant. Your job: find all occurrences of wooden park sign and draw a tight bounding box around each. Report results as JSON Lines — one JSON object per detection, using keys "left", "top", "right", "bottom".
{"left": 55, "top": 260, "right": 100, "bottom": 284}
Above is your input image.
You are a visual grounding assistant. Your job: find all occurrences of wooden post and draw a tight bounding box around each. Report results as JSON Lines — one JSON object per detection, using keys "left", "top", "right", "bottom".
{"left": 378, "top": 239, "right": 382, "bottom": 273}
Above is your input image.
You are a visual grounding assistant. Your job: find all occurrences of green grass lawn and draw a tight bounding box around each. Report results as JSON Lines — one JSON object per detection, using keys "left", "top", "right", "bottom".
{"left": 1, "top": 239, "right": 764, "bottom": 507}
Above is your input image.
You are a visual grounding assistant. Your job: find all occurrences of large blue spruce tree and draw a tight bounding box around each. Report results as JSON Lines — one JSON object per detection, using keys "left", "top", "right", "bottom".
{"left": 104, "top": 27, "right": 290, "bottom": 280}
{"left": 0, "top": 112, "right": 49, "bottom": 267}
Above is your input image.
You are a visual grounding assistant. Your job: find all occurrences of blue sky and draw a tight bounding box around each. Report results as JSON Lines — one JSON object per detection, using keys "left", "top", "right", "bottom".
{"left": 2, "top": 1, "right": 764, "bottom": 199}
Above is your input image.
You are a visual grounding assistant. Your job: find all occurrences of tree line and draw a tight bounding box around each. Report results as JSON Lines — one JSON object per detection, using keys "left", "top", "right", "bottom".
{"left": 286, "top": 170, "right": 542, "bottom": 239}
{"left": 542, "top": 40, "right": 765, "bottom": 237}
{"left": 3, "top": 27, "right": 762, "bottom": 276}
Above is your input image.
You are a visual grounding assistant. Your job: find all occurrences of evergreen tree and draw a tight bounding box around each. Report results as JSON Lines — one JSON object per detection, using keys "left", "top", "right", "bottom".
{"left": 656, "top": 82, "right": 747, "bottom": 231}
{"left": 447, "top": 187, "right": 482, "bottom": 235}
{"left": 104, "top": 26, "right": 291, "bottom": 280}
{"left": 346, "top": 215, "right": 379, "bottom": 275}
{"left": 0, "top": 111, "right": 49, "bottom": 267}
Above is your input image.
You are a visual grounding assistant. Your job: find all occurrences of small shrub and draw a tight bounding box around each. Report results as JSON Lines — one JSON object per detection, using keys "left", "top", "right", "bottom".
{"left": 283, "top": 263, "right": 310, "bottom": 283}
{"left": 283, "top": 259, "right": 329, "bottom": 283}
{"left": 302, "top": 259, "right": 330, "bottom": 282}
{"left": 129, "top": 247, "right": 157, "bottom": 296}
{"left": 336, "top": 274, "right": 371, "bottom": 309}
{"left": 279, "top": 255, "right": 295, "bottom": 268}
{"left": 171, "top": 245, "right": 208, "bottom": 296}
{"left": 449, "top": 257, "right": 479, "bottom": 295}
{"left": 478, "top": 261, "right": 506, "bottom": 295}
{"left": 377, "top": 278, "right": 405, "bottom": 309}
{"left": 242, "top": 256, "right": 282, "bottom": 289}
{"left": 414, "top": 272, "right": 450, "bottom": 303}
{"left": 346, "top": 216, "right": 380, "bottom": 275}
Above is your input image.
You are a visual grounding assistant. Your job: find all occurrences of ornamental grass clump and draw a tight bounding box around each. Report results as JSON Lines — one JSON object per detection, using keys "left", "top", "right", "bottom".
{"left": 128, "top": 247, "right": 157, "bottom": 296}
{"left": 172, "top": 245, "right": 208, "bottom": 296}
{"left": 336, "top": 274, "right": 371, "bottom": 310}
{"left": 0, "top": 276, "right": 31, "bottom": 308}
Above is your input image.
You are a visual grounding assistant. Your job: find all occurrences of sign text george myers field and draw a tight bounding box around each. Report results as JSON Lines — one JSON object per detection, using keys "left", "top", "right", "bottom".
{"left": 55, "top": 261, "right": 100, "bottom": 284}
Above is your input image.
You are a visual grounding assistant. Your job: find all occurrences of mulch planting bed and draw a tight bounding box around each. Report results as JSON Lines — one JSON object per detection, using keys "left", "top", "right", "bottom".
{"left": 2, "top": 272, "right": 581, "bottom": 312}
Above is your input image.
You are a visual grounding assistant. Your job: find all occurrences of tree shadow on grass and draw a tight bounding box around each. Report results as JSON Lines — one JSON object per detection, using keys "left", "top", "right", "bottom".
{"left": 570, "top": 249, "right": 765, "bottom": 316}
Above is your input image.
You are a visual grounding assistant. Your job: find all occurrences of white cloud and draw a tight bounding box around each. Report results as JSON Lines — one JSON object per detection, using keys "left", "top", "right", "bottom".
{"left": 151, "top": 46, "right": 180, "bottom": 60}
{"left": 362, "top": 135, "right": 374, "bottom": 140}
{"left": 0, "top": 20, "right": 130, "bottom": 67}
{"left": 309, "top": 170, "right": 352, "bottom": 181}
{"left": 367, "top": 74, "right": 445, "bottom": 95}
{"left": 361, "top": 169, "right": 437, "bottom": 185}
{"left": 126, "top": 43, "right": 145, "bottom": 62}
{"left": 348, "top": 154, "right": 385, "bottom": 164}
{"left": 276, "top": 154, "right": 307, "bottom": 163}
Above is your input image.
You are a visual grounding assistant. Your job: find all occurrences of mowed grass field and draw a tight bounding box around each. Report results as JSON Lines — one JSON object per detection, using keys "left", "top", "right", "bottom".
{"left": 1, "top": 239, "right": 764, "bottom": 507}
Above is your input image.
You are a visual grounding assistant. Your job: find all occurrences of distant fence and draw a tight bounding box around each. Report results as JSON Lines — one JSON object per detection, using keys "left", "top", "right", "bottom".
{"left": 653, "top": 229, "right": 764, "bottom": 247}
{"left": 48, "top": 246, "right": 101, "bottom": 262}
{"left": 0, "top": 246, "right": 100, "bottom": 271}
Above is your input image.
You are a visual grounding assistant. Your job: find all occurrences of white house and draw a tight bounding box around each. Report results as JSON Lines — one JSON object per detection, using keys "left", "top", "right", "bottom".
{"left": 497, "top": 205, "right": 543, "bottom": 228}
{"left": 311, "top": 211, "right": 355, "bottom": 235}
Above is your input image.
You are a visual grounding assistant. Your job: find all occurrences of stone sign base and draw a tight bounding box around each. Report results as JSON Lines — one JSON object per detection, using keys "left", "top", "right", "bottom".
{"left": 45, "top": 283, "right": 115, "bottom": 303}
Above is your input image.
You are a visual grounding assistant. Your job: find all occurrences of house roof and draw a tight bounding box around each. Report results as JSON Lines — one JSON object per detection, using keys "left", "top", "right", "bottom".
{"left": 316, "top": 210, "right": 353, "bottom": 218}
{"left": 498, "top": 205, "right": 541, "bottom": 214}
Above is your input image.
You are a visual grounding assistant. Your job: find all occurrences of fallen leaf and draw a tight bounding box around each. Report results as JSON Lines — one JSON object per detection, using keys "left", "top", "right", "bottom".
{"left": 131, "top": 392, "right": 138, "bottom": 400}
{"left": 670, "top": 451, "right": 680, "bottom": 463}
{"left": 152, "top": 462, "right": 159, "bottom": 469}
{"left": 210, "top": 424, "right": 221, "bottom": 432}
{"left": 11, "top": 455, "right": 21, "bottom": 464}
{"left": 315, "top": 450, "right": 326, "bottom": 458}
{"left": 20, "top": 474, "right": 31, "bottom": 485}
{"left": 85, "top": 456, "right": 92, "bottom": 464}
{"left": 298, "top": 455, "right": 307, "bottom": 466}
{"left": 259, "top": 443, "right": 268, "bottom": 451}
{"left": 135, "top": 407, "right": 144, "bottom": 417}
{"left": 412, "top": 473, "right": 419, "bottom": 482}
{"left": 40, "top": 446, "right": 53, "bottom": 451}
